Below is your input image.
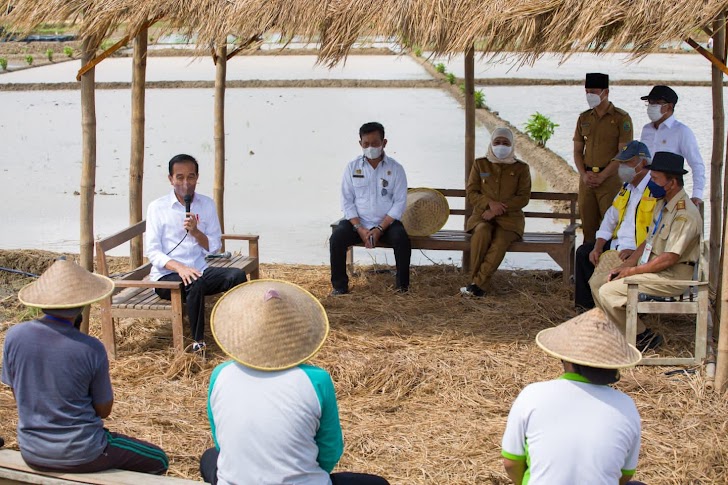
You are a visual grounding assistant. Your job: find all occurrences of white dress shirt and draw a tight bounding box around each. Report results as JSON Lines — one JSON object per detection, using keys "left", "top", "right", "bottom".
{"left": 145, "top": 190, "right": 222, "bottom": 281}
{"left": 340, "top": 154, "right": 408, "bottom": 228}
{"left": 595, "top": 173, "right": 652, "bottom": 251}
{"left": 639, "top": 115, "right": 705, "bottom": 200}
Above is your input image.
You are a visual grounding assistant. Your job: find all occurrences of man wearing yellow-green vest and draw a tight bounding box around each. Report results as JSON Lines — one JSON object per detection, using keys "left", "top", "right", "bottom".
{"left": 574, "top": 141, "right": 664, "bottom": 310}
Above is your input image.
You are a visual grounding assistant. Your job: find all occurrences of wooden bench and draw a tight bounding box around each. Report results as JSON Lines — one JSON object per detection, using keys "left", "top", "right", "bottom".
{"left": 95, "top": 220, "right": 259, "bottom": 358}
{"left": 0, "top": 449, "right": 205, "bottom": 484}
{"left": 334, "top": 189, "right": 579, "bottom": 283}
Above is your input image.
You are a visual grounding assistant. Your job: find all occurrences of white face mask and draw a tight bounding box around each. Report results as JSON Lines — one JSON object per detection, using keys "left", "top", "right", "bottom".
{"left": 646, "top": 104, "right": 664, "bottom": 122}
{"left": 492, "top": 145, "right": 512, "bottom": 159}
{"left": 586, "top": 92, "right": 603, "bottom": 109}
{"left": 363, "top": 146, "right": 383, "bottom": 160}
{"left": 618, "top": 164, "right": 637, "bottom": 184}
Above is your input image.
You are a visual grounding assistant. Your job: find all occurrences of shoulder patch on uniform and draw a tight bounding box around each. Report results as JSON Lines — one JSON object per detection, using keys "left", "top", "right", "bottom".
{"left": 676, "top": 200, "right": 686, "bottom": 210}
{"left": 623, "top": 120, "right": 631, "bottom": 132}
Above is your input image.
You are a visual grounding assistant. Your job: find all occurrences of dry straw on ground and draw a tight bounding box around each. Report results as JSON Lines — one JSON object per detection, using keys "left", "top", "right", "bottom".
{"left": 0, "top": 250, "right": 726, "bottom": 484}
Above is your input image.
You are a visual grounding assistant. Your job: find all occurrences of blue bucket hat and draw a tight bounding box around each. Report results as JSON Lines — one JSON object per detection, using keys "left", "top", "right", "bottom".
{"left": 613, "top": 140, "right": 651, "bottom": 162}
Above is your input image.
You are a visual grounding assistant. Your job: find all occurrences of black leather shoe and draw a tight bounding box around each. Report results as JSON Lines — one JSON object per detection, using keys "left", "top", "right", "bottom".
{"left": 396, "top": 286, "right": 409, "bottom": 293}
{"left": 330, "top": 288, "right": 348, "bottom": 296}
{"left": 460, "top": 284, "right": 485, "bottom": 297}
{"left": 636, "top": 328, "right": 663, "bottom": 352}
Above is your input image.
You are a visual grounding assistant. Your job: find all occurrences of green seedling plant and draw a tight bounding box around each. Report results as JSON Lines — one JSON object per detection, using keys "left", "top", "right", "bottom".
{"left": 414, "top": 47, "right": 422, "bottom": 57}
{"left": 25, "top": 55, "right": 33, "bottom": 66}
{"left": 446, "top": 72, "right": 456, "bottom": 84}
{"left": 0, "top": 57, "right": 7, "bottom": 71}
{"left": 64, "top": 46, "right": 73, "bottom": 58}
{"left": 474, "top": 90, "right": 486, "bottom": 109}
{"left": 524, "top": 112, "right": 559, "bottom": 147}
{"left": 46, "top": 49, "right": 53, "bottom": 62}
{"left": 435, "top": 63, "right": 446, "bottom": 74}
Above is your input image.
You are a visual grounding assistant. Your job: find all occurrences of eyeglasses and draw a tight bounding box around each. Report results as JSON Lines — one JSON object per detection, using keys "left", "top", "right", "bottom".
{"left": 381, "top": 178, "right": 389, "bottom": 196}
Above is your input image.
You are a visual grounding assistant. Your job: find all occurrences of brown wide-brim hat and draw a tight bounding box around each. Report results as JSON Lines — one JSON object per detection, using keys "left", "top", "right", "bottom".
{"left": 211, "top": 279, "right": 329, "bottom": 371}
{"left": 536, "top": 308, "right": 641, "bottom": 369}
{"left": 17, "top": 260, "right": 114, "bottom": 309}
{"left": 401, "top": 188, "right": 450, "bottom": 237}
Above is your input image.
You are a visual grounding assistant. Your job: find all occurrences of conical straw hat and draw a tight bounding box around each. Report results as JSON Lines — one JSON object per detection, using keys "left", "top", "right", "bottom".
{"left": 401, "top": 188, "right": 450, "bottom": 237}
{"left": 590, "top": 250, "right": 623, "bottom": 284}
{"left": 211, "top": 279, "right": 329, "bottom": 371}
{"left": 536, "top": 308, "right": 641, "bottom": 369}
{"left": 17, "top": 260, "right": 114, "bottom": 309}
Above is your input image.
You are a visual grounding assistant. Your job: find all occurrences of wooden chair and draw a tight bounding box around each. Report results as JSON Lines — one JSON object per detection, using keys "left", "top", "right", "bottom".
{"left": 624, "top": 240, "right": 709, "bottom": 366}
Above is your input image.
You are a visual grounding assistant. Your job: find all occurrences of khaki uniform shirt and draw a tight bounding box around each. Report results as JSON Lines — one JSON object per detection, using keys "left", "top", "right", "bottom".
{"left": 648, "top": 189, "right": 701, "bottom": 264}
{"left": 465, "top": 157, "right": 532, "bottom": 235}
{"left": 573, "top": 103, "right": 633, "bottom": 169}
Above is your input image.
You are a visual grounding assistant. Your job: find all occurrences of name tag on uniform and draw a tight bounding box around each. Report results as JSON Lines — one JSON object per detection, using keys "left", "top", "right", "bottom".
{"left": 480, "top": 172, "right": 490, "bottom": 177}
{"left": 352, "top": 174, "right": 364, "bottom": 178}
{"left": 639, "top": 241, "right": 653, "bottom": 265}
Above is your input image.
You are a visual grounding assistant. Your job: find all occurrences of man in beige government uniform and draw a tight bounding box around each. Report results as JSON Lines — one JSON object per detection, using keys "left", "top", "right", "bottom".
{"left": 593, "top": 152, "right": 701, "bottom": 351}
{"left": 574, "top": 73, "right": 633, "bottom": 242}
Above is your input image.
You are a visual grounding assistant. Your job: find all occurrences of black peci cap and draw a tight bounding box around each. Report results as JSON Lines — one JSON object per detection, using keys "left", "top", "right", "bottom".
{"left": 585, "top": 73, "right": 609, "bottom": 89}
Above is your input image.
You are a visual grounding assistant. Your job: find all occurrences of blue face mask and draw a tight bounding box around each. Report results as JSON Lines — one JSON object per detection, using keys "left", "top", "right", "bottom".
{"left": 647, "top": 180, "right": 666, "bottom": 199}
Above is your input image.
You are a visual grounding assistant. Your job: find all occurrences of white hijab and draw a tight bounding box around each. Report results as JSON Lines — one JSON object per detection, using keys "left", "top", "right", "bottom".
{"left": 487, "top": 127, "right": 517, "bottom": 164}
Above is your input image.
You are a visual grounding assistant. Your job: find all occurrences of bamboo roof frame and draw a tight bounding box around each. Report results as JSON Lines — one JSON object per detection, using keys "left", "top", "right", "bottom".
{"left": 4, "top": 0, "right": 728, "bottom": 391}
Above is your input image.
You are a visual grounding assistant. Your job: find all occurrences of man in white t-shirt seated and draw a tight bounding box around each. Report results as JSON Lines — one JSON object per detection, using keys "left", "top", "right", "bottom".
{"left": 501, "top": 309, "right": 645, "bottom": 485}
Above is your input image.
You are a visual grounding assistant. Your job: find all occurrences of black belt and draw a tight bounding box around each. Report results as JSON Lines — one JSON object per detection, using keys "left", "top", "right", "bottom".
{"left": 584, "top": 165, "right": 603, "bottom": 173}
{"left": 682, "top": 261, "right": 696, "bottom": 267}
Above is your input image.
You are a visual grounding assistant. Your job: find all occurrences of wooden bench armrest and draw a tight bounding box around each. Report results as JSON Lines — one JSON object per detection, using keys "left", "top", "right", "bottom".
{"left": 221, "top": 234, "right": 259, "bottom": 241}
{"left": 563, "top": 222, "right": 580, "bottom": 236}
{"left": 624, "top": 277, "right": 707, "bottom": 287}
{"left": 113, "top": 280, "right": 183, "bottom": 290}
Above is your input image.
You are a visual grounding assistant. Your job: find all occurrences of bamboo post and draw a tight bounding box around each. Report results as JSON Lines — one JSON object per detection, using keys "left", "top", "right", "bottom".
{"left": 129, "top": 27, "right": 148, "bottom": 269}
{"left": 79, "top": 37, "right": 98, "bottom": 334}
{"left": 711, "top": 15, "right": 725, "bottom": 328}
{"left": 214, "top": 44, "right": 227, "bottom": 241}
{"left": 463, "top": 46, "right": 475, "bottom": 272}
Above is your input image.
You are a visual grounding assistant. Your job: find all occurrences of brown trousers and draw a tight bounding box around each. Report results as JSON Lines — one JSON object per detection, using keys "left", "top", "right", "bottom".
{"left": 579, "top": 174, "right": 622, "bottom": 242}
{"left": 469, "top": 222, "right": 520, "bottom": 288}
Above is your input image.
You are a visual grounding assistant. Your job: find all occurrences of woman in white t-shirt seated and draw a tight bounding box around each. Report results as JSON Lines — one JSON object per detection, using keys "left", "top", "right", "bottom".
{"left": 501, "top": 308, "right": 646, "bottom": 485}
{"left": 201, "top": 279, "right": 389, "bottom": 485}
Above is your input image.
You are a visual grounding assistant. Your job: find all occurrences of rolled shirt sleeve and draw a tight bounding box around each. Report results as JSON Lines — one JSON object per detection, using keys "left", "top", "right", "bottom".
{"left": 387, "top": 163, "right": 408, "bottom": 221}
{"left": 596, "top": 205, "right": 620, "bottom": 243}
{"left": 681, "top": 127, "right": 706, "bottom": 200}
{"left": 145, "top": 202, "right": 173, "bottom": 271}
{"left": 341, "top": 163, "right": 359, "bottom": 221}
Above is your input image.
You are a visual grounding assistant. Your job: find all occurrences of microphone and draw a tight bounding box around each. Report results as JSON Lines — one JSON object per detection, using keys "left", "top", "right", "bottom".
{"left": 206, "top": 251, "right": 232, "bottom": 260}
{"left": 183, "top": 194, "right": 192, "bottom": 214}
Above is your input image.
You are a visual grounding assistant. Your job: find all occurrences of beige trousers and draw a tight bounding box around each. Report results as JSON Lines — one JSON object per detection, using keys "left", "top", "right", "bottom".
{"left": 593, "top": 265, "right": 694, "bottom": 335}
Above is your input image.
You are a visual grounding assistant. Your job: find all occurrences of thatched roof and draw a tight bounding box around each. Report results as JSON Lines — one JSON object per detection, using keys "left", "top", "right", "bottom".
{"left": 3, "top": 0, "right": 727, "bottom": 64}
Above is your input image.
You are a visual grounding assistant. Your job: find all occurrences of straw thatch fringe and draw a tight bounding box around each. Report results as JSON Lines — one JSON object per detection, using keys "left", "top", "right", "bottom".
{"left": 3, "top": 0, "right": 727, "bottom": 64}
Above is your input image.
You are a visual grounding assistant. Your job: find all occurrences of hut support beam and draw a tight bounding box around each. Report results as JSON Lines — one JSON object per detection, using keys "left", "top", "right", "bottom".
{"left": 463, "top": 46, "right": 475, "bottom": 273}
{"left": 685, "top": 38, "right": 728, "bottom": 76}
{"left": 129, "top": 27, "right": 148, "bottom": 269}
{"left": 714, "top": 16, "right": 728, "bottom": 393}
{"left": 80, "top": 37, "right": 98, "bottom": 334}
{"left": 214, "top": 44, "right": 227, "bottom": 241}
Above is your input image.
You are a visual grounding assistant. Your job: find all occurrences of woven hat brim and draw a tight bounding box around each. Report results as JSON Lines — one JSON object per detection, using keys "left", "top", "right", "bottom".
{"left": 211, "top": 279, "right": 329, "bottom": 371}
{"left": 17, "top": 274, "right": 115, "bottom": 309}
{"left": 401, "top": 188, "right": 450, "bottom": 237}
{"left": 536, "top": 327, "right": 642, "bottom": 369}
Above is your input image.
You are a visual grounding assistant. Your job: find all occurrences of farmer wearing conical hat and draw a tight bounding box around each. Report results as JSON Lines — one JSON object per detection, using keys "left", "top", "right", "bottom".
{"left": 201, "top": 279, "right": 390, "bottom": 485}
{"left": 460, "top": 127, "right": 531, "bottom": 298}
{"left": 501, "top": 308, "right": 644, "bottom": 485}
{"left": 2, "top": 260, "right": 169, "bottom": 474}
